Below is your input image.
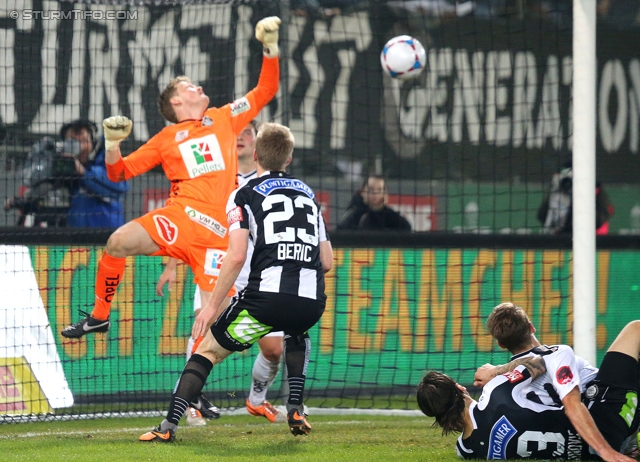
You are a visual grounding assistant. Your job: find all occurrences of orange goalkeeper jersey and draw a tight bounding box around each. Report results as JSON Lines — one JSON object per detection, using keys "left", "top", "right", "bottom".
{"left": 108, "top": 56, "right": 279, "bottom": 212}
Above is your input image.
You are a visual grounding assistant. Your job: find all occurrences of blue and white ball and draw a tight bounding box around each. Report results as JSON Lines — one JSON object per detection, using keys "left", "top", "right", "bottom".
{"left": 380, "top": 35, "right": 426, "bottom": 80}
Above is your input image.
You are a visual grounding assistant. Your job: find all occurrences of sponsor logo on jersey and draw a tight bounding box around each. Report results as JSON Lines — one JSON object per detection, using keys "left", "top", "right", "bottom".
{"left": 253, "top": 178, "right": 315, "bottom": 199}
{"left": 204, "top": 248, "right": 226, "bottom": 276}
{"left": 503, "top": 369, "right": 524, "bottom": 383}
{"left": 175, "top": 130, "right": 189, "bottom": 142}
{"left": 230, "top": 97, "right": 250, "bottom": 117}
{"left": 178, "top": 134, "right": 225, "bottom": 178}
{"left": 202, "top": 116, "right": 213, "bottom": 126}
{"left": 556, "top": 366, "right": 574, "bottom": 385}
{"left": 184, "top": 206, "right": 227, "bottom": 238}
{"left": 153, "top": 215, "right": 178, "bottom": 244}
{"left": 227, "top": 206, "right": 243, "bottom": 225}
{"left": 489, "top": 416, "right": 517, "bottom": 459}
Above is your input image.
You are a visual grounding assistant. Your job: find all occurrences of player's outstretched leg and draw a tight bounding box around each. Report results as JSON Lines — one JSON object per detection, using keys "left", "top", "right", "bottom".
{"left": 184, "top": 331, "right": 221, "bottom": 422}
{"left": 61, "top": 252, "right": 126, "bottom": 338}
{"left": 140, "top": 354, "right": 213, "bottom": 442}
{"left": 61, "top": 309, "right": 111, "bottom": 338}
{"left": 63, "top": 222, "right": 158, "bottom": 338}
{"left": 284, "top": 333, "right": 311, "bottom": 436}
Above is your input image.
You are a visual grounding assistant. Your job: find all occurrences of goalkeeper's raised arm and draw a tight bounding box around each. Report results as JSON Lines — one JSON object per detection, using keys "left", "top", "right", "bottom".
{"left": 102, "top": 116, "right": 132, "bottom": 183}
{"left": 227, "top": 16, "right": 280, "bottom": 135}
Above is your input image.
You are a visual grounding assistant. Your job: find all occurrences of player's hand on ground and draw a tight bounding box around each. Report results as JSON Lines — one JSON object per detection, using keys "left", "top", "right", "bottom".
{"left": 255, "top": 16, "right": 281, "bottom": 57}
{"left": 473, "top": 363, "right": 497, "bottom": 387}
{"left": 103, "top": 115, "right": 133, "bottom": 151}
{"left": 155, "top": 264, "right": 176, "bottom": 296}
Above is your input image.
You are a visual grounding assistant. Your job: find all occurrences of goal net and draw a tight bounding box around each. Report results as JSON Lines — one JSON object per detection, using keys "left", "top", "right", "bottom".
{"left": 0, "top": 0, "right": 639, "bottom": 421}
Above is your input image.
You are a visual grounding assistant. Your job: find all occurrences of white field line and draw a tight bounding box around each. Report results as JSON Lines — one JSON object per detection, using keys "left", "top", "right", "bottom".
{"left": 0, "top": 419, "right": 390, "bottom": 439}
{"left": 0, "top": 407, "right": 421, "bottom": 424}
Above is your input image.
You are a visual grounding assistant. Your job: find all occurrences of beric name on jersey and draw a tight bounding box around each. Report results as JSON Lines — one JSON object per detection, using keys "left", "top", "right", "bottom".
{"left": 227, "top": 172, "right": 328, "bottom": 301}
{"left": 278, "top": 242, "right": 313, "bottom": 262}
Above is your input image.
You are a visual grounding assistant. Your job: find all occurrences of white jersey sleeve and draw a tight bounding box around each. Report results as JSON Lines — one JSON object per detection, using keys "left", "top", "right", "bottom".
{"left": 574, "top": 355, "right": 598, "bottom": 391}
{"left": 542, "top": 344, "right": 581, "bottom": 401}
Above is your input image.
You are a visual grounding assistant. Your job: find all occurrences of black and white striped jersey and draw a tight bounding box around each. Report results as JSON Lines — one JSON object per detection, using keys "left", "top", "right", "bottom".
{"left": 509, "top": 345, "right": 598, "bottom": 407}
{"left": 457, "top": 366, "right": 591, "bottom": 460}
{"left": 226, "top": 171, "right": 328, "bottom": 301}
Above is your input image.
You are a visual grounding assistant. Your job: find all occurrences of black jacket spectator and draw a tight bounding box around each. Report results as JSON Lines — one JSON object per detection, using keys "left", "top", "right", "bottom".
{"left": 337, "top": 175, "right": 411, "bottom": 231}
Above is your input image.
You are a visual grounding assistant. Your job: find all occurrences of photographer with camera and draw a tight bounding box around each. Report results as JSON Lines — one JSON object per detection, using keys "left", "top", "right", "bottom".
{"left": 5, "top": 120, "right": 129, "bottom": 228}
{"left": 62, "top": 121, "right": 129, "bottom": 228}
{"left": 538, "top": 160, "right": 614, "bottom": 235}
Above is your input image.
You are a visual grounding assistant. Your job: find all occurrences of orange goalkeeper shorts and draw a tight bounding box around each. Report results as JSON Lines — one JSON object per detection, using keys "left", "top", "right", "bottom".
{"left": 134, "top": 198, "right": 235, "bottom": 295}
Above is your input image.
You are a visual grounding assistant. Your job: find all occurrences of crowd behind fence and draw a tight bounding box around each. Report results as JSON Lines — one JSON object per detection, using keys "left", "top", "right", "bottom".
{"left": 0, "top": 0, "right": 639, "bottom": 235}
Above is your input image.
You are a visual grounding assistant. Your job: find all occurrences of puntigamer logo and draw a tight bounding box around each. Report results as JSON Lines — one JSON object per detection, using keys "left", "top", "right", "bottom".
{"left": 489, "top": 416, "right": 517, "bottom": 459}
{"left": 179, "top": 134, "right": 225, "bottom": 178}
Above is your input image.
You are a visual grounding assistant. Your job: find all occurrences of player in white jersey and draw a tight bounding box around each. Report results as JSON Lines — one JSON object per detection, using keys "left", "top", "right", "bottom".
{"left": 156, "top": 121, "right": 284, "bottom": 425}
{"left": 478, "top": 302, "right": 598, "bottom": 405}
{"left": 419, "top": 364, "right": 595, "bottom": 460}
{"left": 474, "top": 302, "right": 639, "bottom": 459}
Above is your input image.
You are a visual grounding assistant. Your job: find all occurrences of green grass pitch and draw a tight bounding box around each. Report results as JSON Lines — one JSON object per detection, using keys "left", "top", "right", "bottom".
{"left": 1, "top": 414, "right": 462, "bottom": 461}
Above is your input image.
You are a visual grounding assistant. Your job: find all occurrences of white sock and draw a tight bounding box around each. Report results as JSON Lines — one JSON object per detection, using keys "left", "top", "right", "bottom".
{"left": 248, "top": 351, "right": 280, "bottom": 406}
{"left": 186, "top": 336, "right": 195, "bottom": 361}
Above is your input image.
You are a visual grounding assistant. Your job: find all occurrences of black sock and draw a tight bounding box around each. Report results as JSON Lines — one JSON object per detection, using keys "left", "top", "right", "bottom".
{"left": 166, "top": 354, "right": 213, "bottom": 425}
{"left": 285, "top": 333, "right": 310, "bottom": 408}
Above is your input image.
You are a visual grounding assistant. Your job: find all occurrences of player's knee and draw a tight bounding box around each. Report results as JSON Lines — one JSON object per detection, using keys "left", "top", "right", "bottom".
{"left": 624, "top": 320, "right": 640, "bottom": 337}
{"left": 105, "top": 228, "right": 129, "bottom": 256}
{"left": 260, "top": 337, "right": 283, "bottom": 362}
{"left": 262, "top": 346, "right": 282, "bottom": 363}
{"left": 285, "top": 333, "right": 308, "bottom": 353}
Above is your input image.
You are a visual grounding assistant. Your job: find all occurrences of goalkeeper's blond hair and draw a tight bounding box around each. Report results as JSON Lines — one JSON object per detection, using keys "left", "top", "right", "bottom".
{"left": 158, "top": 76, "right": 192, "bottom": 124}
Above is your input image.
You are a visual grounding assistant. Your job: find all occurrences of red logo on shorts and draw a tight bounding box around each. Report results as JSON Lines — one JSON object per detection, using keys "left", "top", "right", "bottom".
{"left": 227, "top": 206, "right": 243, "bottom": 225}
{"left": 154, "top": 215, "right": 178, "bottom": 244}
{"left": 503, "top": 370, "right": 524, "bottom": 383}
{"left": 556, "top": 366, "right": 574, "bottom": 385}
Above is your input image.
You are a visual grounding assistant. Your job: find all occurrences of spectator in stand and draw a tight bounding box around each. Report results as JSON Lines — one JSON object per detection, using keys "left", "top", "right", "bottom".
{"left": 337, "top": 175, "right": 411, "bottom": 231}
{"left": 598, "top": 0, "right": 640, "bottom": 29}
{"left": 61, "top": 120, "right": 129, "bottom": 228}
{"left": 537, "top": 161, "right": 614, "bottom": 235}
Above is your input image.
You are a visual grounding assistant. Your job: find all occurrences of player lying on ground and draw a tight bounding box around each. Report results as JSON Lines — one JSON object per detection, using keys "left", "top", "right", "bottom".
{"left": 418, "top": 362, "right": 596, "bottom": 460}
{"left": 139, "top": 123, "right": 333, "bottom": 443}
{"left": 474, "top": 303, "right": 640, "bottom": 459}
{"left": 418, "top": 320, "right": 640, "bottom": 460}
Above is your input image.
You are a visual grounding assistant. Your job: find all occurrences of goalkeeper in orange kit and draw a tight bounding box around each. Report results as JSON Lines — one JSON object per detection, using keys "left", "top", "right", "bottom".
{"left": 61, "top": 17, "right": 281, "bottom": 342}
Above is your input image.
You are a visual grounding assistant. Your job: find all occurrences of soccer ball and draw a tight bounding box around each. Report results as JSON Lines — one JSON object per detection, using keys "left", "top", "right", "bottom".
{"left": 380, "top": 35, "right": 426, "bottom": 81}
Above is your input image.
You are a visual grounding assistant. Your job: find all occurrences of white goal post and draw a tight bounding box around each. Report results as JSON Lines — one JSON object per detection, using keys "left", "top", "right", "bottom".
{"left": 572, "top": 0, "right": 597, "bottom": 364}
